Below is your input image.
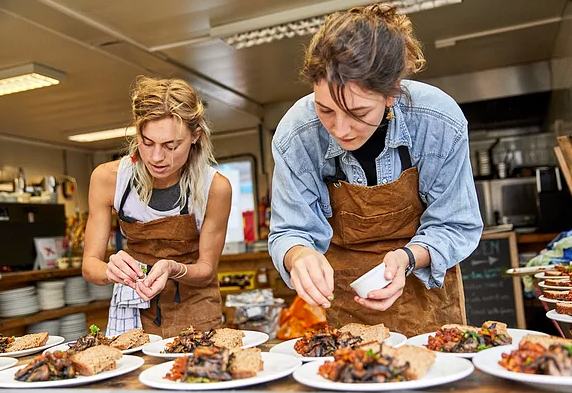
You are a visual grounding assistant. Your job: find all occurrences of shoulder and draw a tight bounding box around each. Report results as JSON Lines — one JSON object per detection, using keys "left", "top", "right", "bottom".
{"left": 399, "top": 80, "right": 466, "bottom": 130}
{"left": 273, "top": 93, "right": 324, "bottom": 153}
{"left": 89, "top": 160, "right": 121, "bottom": 207}
{"left": 91, "top": 160, "right": 120, "bottom": 188}
{"left": 208, "top": 172, "right": 232, "bottom": 201}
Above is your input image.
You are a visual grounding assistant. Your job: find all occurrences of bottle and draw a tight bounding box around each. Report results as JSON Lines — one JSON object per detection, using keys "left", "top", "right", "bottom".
{"left": 256, "top": 267, "right": 270, "bottom": 288}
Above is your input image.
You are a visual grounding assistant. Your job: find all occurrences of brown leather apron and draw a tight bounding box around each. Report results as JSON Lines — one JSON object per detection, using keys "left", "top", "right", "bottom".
{"left": 325, "top": 147, "right": 466, "bottom": 337}
{"left": 116, "top": 183, "right": 222, "bottom": 338}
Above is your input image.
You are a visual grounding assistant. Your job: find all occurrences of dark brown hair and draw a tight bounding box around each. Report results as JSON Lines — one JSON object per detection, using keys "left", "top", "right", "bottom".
{"left": 301, "top": 4, "right": 425, "bottom": 121}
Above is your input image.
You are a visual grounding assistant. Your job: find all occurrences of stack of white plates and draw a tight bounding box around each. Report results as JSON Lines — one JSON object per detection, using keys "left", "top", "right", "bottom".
{"left": 88, "top": 282, "right": 114, "bottom": 300}
{"left": 59, "top": 313, "right": 86, "bottom": 342}
{"left": 37, "top": 280, "right": 66, "bottom": 310}
{"left": 0, "top": 287, "right": 40, "bottom": 317}
{"left": 64, "top": 277, "right": 92, "bottom": 305}
{"left": 28, "top": 319, "right": 60, "bottom": 336}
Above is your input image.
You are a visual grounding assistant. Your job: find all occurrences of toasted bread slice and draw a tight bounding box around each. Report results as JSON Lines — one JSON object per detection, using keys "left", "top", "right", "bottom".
{"left": 543, "top": 290, "right": 571, "bottom": 300}
{"left": 338, "top": 323, "right": 390, "bottom": 343}
{"left": 380, "top": 344, "right": 436, "bottom": 380}
{"left": 71, "top": 345, "right": 122, "bottom": 376}
{"left": 546, "top": 270, "right": 564, "bottom": 276}
{"left": 482, "top": 321, "right": 509, "bottom": 336}
{"left": 229, "top": 348, "right": 263, "bottom": 379}
{"left": 110, "top": 328, "right": 149, "bottom": 350}
{"left": 556, "top": 302, "right": 572, "bottom": 316}
{"left": 211, "top": 328, "right": 244, "bottom": 349}
{"left": 546, "top": 279, "right": 572, "bottom": 287}
{"left": 440, "top": 324, "right": 478, "bottom": 333}
{"left": 521, "top": 334, "right": 572, "bottom": 348}
{"left": 6, "top": 332, "right": 49, "bottom": 352}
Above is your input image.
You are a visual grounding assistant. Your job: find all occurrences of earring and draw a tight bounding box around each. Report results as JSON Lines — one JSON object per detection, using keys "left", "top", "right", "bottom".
{"left": 386, "top": 107, "right": 395, "bottom": 120}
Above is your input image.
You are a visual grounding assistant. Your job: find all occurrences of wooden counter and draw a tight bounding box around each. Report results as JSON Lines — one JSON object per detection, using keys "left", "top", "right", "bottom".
{"left": 2, "top": 339, "right": 540, "bottom": 392}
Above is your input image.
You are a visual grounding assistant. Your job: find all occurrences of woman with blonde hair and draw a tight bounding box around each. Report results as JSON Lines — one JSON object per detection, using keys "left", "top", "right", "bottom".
{"left": 269, "top": 4, "right": 482, "bottom": 337}
{"left": 83, "top": 76, "right": 231, "bottom": 337}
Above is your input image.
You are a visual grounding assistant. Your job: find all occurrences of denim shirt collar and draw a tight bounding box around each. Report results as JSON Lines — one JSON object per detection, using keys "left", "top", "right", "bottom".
{"left": 324, "top": 103, "right": 412, "bottom": 160}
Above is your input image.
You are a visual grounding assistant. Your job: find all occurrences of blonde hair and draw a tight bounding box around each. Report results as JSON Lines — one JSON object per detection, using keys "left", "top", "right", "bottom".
{"left": 302, "top": 4, "right": 425, "bottom": 119}
{"left": 126, "top": 76, "right": 215, "bottom": 216}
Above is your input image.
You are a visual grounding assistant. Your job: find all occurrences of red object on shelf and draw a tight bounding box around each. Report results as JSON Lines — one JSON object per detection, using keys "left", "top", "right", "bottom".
{"left": 242, "top": 211, "right": 255, "bottom": 243}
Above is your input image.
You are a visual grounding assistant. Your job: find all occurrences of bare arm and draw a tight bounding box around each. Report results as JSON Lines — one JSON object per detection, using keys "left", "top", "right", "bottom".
{"left": 82, "top": 161, "right": 118, "bottom": 286}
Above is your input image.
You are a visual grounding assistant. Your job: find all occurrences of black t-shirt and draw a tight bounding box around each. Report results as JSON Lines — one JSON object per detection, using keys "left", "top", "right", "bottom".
{"left": 352, "top": 117, "right": 389, "bottom": 186}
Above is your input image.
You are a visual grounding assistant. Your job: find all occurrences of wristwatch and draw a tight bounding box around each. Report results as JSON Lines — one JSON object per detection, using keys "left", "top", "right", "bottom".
{"left": 398, "top": 247, "right": 416, "bottom": 277}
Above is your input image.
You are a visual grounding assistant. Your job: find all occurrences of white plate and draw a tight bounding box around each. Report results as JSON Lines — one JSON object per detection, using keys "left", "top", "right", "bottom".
{"left": 143, "top": 330, "right": 269, "bottom": 359}
{"left": 139, "top": 352, "right": 300, "bottom": 390}
{"left": 539, "top": 281, "right": 572, "bottom": 290}
{"left": 43, "top": 334, "right": 163, "bottom": 355}
{"left": 535, "top": 272, "right": 570, "bottom": 280}
{"left": 269, "top": 332, "right": 407, "bottom": 362}
{"left": 547, "top": 309, "right": 572, "bottom": 323}
{"left": 473, "top": 345, "right": 572, "bottom": 392}
{"left": 0, "top": 336, "right": 65, "bottom": 358}
{"left": 292, "top": 353, "right": 474, "bottom": 391}
{"left": 539, "top": 295, "right": 572, "bottom": 304}
{"left": 406, "top": 328, "right": 548, "bottom": 358}
{"left": 0, "top": 358, "right": 17, "bottom": 371}
{"left": 0, "top": 355, "right": 144, "bottom": 388}
{"left": 506, "top": 266, "right": 555, "bottom": 276}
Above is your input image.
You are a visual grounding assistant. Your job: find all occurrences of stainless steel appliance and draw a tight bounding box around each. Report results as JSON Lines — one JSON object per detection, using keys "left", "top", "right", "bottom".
{"left": 475, "top": 166, "right": 572, "bottom": 232}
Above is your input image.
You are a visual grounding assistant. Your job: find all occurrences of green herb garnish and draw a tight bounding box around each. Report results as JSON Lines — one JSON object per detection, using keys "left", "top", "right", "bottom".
{"left": 90, "top": 324, "right": 100, "bottom": 335}
{"left": 525, "top": 358, "right": 532, "bottom": 365}
{"left": 477, "top": 344, "right": 490, "bottom": 351}
{"left": 185, "top": 377, "right": 212, "bottom": 383}
{"left": 565, "top": 344, "right": 572, "bottom": 357}
{"left": 141, "top": 265, "right": 148, "bottom": 275}
{"left": 366, "top": 349, "right": 379, "bottom": 360}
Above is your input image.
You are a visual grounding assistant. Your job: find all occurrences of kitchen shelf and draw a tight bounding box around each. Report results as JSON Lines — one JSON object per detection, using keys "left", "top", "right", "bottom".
{"left": 517, "top": 233, "right": 558, "bottom": 244}
{"left": 0, "top": 300, "right": 110, "bottom": 330}
{"left": 0, "top": 268, "right": 82, "bottom": 287}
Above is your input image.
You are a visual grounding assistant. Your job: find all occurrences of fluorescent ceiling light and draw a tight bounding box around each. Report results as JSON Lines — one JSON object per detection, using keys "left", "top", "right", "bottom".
{"left": 0, "top": 63, "right": 65, "bottom": 97}
{"left": 68, "top": 126, "right": 136, "bottom": 143}
{"left": 212, "top": 0, "right": 462, "bottom": 49}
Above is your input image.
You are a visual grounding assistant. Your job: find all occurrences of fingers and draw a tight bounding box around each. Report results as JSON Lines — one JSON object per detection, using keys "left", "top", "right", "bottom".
{"left": 106, "top": 263, "right": 135, "bottom": 289}
{"left": 290, "top": 274, "right": 318, "bottom": 307}
{"left": 355, "top": 288, "right": 403, "bottom": 311}
{"left": 366, "top": 273, "right": 405, "bottom": 300}
{"left": 306, "top": 259, "right": 334, "bottom": 300}
{"left": 383, "top": 251, "right": 400, "bottom": 280}
{"left": 108, "top": 250, "right": 143, "bottom": 280}
{"left": 290, "top": 250, "right": 334, "bottom": 308}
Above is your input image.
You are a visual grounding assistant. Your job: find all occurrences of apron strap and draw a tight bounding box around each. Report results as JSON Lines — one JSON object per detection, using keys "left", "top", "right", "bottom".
{"left": 119, "top": 181, "right": 191, "bottom": 217}
{"left": 153, "top": 293, "right": 162, "bottom": 327}
{"left": 323, "top": 156, "right": 347, "bottom": 186}
{"left": 173, "top": 281, "right": 182, "bottom": 303}
{"left": 397, "top": 146, "right": 412, "bottom": 170}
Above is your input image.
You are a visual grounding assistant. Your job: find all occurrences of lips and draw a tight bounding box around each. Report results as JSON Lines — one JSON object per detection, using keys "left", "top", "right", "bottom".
{"left": 150, "top": 164, "right": 168, "bottom": 174}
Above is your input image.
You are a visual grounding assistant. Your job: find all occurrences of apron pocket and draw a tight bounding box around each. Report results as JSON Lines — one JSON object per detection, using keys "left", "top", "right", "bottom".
{"left": 339, "top": 205, "right": 417, "bottom": 245}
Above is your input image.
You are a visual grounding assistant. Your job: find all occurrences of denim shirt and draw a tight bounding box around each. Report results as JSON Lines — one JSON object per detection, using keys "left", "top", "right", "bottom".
{"left": 269, "top": 80, "right": 483, "bottom": 290}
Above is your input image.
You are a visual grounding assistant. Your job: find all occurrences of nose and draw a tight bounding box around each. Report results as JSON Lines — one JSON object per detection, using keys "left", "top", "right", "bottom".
{"left": 331, "top": 115, "right": 351, "bottom": 139}
{"left": 151, "top": 144, "right": 164, "bottom": 163}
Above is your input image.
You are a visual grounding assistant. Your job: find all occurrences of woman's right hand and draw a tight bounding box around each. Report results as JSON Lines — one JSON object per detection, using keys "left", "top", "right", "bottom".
{"left": 286, "top": 246, "right": 334, "bottom": 308}
{"left": 106, "top": 250, "right": 145, "bottom": 289}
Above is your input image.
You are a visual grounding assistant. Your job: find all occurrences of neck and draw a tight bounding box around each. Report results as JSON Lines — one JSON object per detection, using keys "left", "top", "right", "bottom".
{"left": 153, "top": 172, "right": 180, "bottom": 189}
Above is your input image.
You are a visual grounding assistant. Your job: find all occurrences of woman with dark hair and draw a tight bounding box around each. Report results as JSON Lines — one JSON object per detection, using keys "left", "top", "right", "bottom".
{"left": 269, "top": 4, "right": 483, "bottom": 337}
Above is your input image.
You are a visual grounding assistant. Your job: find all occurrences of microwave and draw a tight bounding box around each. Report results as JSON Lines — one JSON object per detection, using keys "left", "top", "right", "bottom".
{"left": 475, "top": 167, "right": 572, "bottom": 232}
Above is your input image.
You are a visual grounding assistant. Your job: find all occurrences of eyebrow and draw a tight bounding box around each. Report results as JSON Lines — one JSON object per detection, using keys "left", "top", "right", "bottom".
{"left": 141, "top": 133, "right": 179, "bottom": 145}
{"left": 315, "top": 101, "right": 372, "bottom": 111}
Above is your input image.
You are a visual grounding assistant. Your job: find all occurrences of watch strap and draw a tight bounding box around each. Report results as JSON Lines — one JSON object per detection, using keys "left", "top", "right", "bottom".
{"left": 399, "top": 246, "right": 416, "bottom": 277}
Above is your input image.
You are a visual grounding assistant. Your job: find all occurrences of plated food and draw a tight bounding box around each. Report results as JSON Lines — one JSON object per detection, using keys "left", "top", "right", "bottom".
{"left": 541, "top": 279, "right": 572, "bottom": 289}
{"left": 0, "top": 333, "right": 64, "bottom": 358}
{"left": 425, "top": 321, "right": 512, "bottom": 353}
{"left": 165, "top": 326, "right": 244, "bottom": 354}
{"left": 499, "top": 335, "right": 572, "bottom": 375}
{"left": 68, "top": 325, "right": 150, "bottom": 352}
{"left": 15, "top": 345, "right": 122, "bottom": 382}
{"left": 542, "top": 290, "right": 572, "bottom": 302}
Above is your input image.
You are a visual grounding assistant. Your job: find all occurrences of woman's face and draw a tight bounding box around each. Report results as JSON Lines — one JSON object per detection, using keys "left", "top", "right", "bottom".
{"left": 137, "top": 117, "right": 196, "bottom": 186}
{"left": 313, "top": 80, "right": 394, "bottom": 151}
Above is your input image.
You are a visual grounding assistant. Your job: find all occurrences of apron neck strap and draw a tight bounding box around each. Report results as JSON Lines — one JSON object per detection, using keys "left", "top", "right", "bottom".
{"left": 397, "top": 146, "right": 412, "bottom": 170}
{"left": 119, "top": 181, "right": 190, "bottom": 218}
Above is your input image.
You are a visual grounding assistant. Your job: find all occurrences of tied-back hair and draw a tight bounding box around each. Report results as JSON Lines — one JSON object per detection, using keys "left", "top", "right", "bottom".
{"left": 126, "top": 76, "right": 216, "bottom": 216}
{"left": 301, "top": 4, "right": 425, "bottom": 121}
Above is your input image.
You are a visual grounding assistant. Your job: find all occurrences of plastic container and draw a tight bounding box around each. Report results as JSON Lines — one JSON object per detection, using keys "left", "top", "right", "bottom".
{"left": 350, "top": 263, "right": 392, "bottom": 298}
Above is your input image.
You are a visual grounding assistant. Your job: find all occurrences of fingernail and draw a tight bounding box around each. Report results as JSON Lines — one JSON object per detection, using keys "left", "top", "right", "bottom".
{"left": 144, "top": 281, "right": 150, "bottom": 287}
{"left": 321, "top": 302, "right": 331, "bottom": 308}
{"left": 327, "top": 296, "right": 334, "bottom": 301}
{"left": 368, "top": 294, "right": 375, "bottom": 299}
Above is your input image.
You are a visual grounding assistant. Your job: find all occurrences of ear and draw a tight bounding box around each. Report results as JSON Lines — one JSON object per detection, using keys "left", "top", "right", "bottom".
{"left": 386, "top": 97, "right": 396, "bottom": 107}
{"left": 192, "top": 126, "right": 202, "bottom": 144}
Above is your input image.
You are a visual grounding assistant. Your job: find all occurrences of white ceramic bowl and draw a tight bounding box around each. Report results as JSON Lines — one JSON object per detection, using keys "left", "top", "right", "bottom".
{"left": 350, "top": 262, "right": 392, "bottom": 298}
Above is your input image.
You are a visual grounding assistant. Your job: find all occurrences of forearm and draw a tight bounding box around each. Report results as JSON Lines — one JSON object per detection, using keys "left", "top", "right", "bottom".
{"left": 171, "top": 260, "right": 216, "bottom": 287}
{"left": 82, "top": 256, "right": 111, "bottom": 286}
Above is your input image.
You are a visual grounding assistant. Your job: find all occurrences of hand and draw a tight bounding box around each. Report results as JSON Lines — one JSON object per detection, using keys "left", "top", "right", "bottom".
{"left": 287, "top": 246, "right": 334, "bottom": 308}
{"left": 135, "top": 259, "right": 176, "bottom": 302}
{"left": 106, "top": 250, "right": 145, "bottom": 289}
{"left": 354, "top": 249, "right": 408, "bottom": 311}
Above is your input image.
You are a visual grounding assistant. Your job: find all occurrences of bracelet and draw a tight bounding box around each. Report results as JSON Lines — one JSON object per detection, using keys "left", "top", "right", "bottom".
{"left": 170, "top": 263, "right": 188, "bottom": 279}
{"left": 168, "top": 262, "right": 182, "bottom": 279}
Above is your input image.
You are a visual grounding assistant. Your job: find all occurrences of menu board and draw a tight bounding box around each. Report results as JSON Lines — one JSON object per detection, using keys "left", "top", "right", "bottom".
{"left": 461, "top": 232, "right": 525, "bottom": 328}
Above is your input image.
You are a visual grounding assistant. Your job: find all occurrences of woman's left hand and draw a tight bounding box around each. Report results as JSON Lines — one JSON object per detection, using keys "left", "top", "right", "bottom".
{"left": 354, "top": 249, "right": 409, "bottom": 311}
{"left": 134, "top": 259, "right": 175, "bottom": 302}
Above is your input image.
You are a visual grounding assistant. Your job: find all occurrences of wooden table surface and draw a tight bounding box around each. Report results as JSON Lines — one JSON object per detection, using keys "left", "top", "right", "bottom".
{"left": 6, "top": 340, "right": 544, "bottom": 392}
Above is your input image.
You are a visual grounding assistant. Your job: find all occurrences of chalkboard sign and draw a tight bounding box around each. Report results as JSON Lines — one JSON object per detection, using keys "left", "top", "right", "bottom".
{"left": 461, "top": 232, "right": 525, "bottom": 328}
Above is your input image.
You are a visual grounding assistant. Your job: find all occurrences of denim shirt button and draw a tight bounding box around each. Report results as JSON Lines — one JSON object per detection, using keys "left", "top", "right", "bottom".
{"left": 382, "top": 178, "right": 388, "bottom": 184}
{"left": 357, "top": 178, "right": 363, "bottom": 184}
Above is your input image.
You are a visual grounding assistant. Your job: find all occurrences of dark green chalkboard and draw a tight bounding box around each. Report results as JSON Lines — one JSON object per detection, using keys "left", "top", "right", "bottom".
{"left": 460, "top": 232, "right": 525, "bottom": 328}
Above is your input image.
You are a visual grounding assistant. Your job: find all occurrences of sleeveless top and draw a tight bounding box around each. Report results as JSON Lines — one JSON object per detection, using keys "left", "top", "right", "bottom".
{"left": 113, "top": 156, "right": 217, "bottom": 231}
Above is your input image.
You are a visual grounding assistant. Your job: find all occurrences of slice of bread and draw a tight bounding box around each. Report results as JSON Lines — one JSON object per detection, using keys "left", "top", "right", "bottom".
{"left": 521, "top": 334, "right": 572, "bottom": 348}
{"left": 211, "top": 328, "right": 244, "bottom": 349}
{"left": 543, "top": 290, "right": 571, "bottom": 300}
{"left": 111, "top": 328, "right": 149, "bottom": 350}
{"left": 546, "top": 270, "right": 564, "bottom": 276}
{"left": 6, "top": 332, "right": 49, "bottom": 352}
{"left": 338, "top": 323, "right": 390, "bottom": 343}
{"left": 556, "top": 302, "right": 572, "bottom": 316}
{"left": 546, "top": 279, "right": 572, "bottom": 287}
{"left": 440, "top": 324, "right": 478, "bottom": 333}
{"left": 71, "top": 345, "right": 122, "bottom": 376}
{"left": 380, "top": 344, "right": 436, "bottom": 380}
{"left": 229, "top": 348, "right": 263, "bottom": 379}
{"left": 482, "top": 321, "right": 509, "bottom": 336}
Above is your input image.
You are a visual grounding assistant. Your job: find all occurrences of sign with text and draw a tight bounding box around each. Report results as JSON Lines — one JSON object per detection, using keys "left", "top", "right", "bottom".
{"left": 460, "top": 232, "right": 525, "bottom": 328}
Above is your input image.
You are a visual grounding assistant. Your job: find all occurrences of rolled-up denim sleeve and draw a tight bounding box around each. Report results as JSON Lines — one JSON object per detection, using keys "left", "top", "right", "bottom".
{"left": 268, "top": 141, "right": 333, "bottom": 289}
{"left": 408, "top": 127, "right": 483, "bottom": 289}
